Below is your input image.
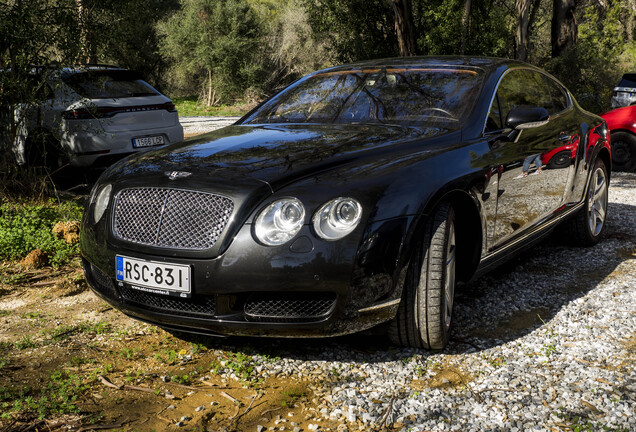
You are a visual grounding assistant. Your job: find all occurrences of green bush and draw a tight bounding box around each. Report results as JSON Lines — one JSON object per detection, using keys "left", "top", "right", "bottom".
{"left": 0, "top": 200, "right": 83, "bottom": 267}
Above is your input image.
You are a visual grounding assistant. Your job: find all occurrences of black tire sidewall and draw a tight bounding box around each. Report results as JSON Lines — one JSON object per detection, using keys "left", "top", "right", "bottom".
{"left": 610, "top": 131, "right": 636, "bottom": 172}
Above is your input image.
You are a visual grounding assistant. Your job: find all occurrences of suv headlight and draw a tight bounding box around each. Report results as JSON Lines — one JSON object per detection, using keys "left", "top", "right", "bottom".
{"left": 313, "top": 197, "right": 362, "bottom": 240}
{"left": 254, "top": 198, "right": 305, "bottom": 246}
{"left": 93, "top": 184, "right": 112, "bottom": 223}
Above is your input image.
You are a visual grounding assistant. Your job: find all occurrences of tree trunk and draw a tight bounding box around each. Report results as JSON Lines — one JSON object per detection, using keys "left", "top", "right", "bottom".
{"left": 551, "top": 0, "right": 579, "bottom": 58}
{"left": 515, "top": 0, "right": 541, "bottom": 61}
{"left": 627, "top": 0, "right": 635, "bottom": 42}
{"left": 207, "top": 70, "right": 213, "bottom": 107}
{"left": 460, "top": 0, "right": 472, "bottom": 55}
{"left": 388, "top": 0, "right": 417, "bottom": 56}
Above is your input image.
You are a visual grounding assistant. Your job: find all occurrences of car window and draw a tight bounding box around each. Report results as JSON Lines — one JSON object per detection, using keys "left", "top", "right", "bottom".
{"left": 497, "top": 69, "right": 552, "bottom": 124}
{"left": 485, "top": 92, "right": 502, "bottom": 132}
{"left": 543, "top": 75, "right": 569, "bottom": 115}
{"left": 62, "top": 70, "right": 159, "bottom": 99}
{"left": 618, "top": 73, "right": 636, "bottom": 88}
{"left": 243, "top": 67, "right": 485, "bottom": 127}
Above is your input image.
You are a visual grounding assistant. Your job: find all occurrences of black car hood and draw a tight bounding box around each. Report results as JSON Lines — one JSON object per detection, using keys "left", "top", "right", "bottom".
{"left": 107, "top": 123, "right": 450, "bottom": 191}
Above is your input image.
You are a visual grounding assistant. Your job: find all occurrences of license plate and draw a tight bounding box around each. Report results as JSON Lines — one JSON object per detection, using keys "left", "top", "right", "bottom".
{"left": 116, "top": 255, "right": 190, "bottom": 297}
{"left": 132, "top": 135, "right": 165, "bottom": 148}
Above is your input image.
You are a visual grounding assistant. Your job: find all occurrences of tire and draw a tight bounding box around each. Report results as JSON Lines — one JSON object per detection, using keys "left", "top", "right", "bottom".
{"left": 610, "top": 131, "right": 636, "bottom": 172}
{"left": 565, "top": 158, "right": 609, "bottom": 246}
{"left": 389, "top": 202, "right": 456, "bottom": 349}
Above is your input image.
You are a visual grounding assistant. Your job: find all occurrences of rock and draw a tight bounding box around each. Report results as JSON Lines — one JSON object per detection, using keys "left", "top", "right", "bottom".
{"left": 167, "top": 405, "right": 176, "bottom": 410}
{"left": 19, "top": 249, "right": 48, "bottom": 269}
{"left": 175, "top": 422, "right": 186, "bottom": 427}
{"left": 257, "top": 426, "right": 265, "bottom": 432}
{"left": 195, "top": 406, "right": 205, "bottom": 412}
{"left": 52, "top": 221, "right": 80, "bottom": 244}
{"left": 180, "top": 416, "right": 191, "bottom": 421}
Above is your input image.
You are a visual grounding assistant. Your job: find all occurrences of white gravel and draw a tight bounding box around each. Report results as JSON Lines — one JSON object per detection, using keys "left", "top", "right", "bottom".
{"left": 217, "top": 172, "right": 636, "bottom": 432}
{"left": 179, "top": 116, "right": 239, "bottom": 136}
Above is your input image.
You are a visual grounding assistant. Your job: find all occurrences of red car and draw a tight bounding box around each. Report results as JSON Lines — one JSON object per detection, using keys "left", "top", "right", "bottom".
{"left": 601, "top": 105, "right": 636, "bottom": 171}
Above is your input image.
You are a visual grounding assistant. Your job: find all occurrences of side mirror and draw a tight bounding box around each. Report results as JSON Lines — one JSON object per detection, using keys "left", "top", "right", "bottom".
{"left": 505, "top": 106, "right": 549, "bottom": 130}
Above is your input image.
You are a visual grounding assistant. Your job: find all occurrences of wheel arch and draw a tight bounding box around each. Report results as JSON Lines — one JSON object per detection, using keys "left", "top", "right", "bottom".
{"left": 597, "top": 146, "right": 612, "bottom": 178}
{"left": 405, "top": 189, "right": 482, "bottom": 285}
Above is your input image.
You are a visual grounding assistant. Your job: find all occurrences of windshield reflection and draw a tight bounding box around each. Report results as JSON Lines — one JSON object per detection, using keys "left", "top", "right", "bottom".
{"left": 243, "top": 67, "right": 484, "bottom": 127}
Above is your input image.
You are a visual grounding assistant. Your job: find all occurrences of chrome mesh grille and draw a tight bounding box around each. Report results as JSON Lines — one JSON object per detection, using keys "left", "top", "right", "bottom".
{"left": 113, "top": 188, "right": 233, "bottom": 250}
{"left": 120, "top": 286, "right": 216, "bottom": 317}
{"left": 244, "top": 293, "right": 336, "bottom": 323}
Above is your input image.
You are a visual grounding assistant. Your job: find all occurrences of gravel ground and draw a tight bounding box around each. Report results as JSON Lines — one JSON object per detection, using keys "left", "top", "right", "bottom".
{"left": 217, "top": 172, "right": 635, "bottom": 432}
{"left": 180, "top": 116, "right": 240, "bottom": 136}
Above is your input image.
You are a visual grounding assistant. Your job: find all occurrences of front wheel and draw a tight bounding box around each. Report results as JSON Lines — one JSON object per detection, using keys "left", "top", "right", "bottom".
{"left": 389, "top": 202, "right": 456, "bottom": 349}
{"left": 565, "top": 158, "right": 609, "bottom": 246}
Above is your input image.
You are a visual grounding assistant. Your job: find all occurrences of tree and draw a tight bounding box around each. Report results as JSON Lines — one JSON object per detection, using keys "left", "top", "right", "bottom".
{"left": 305, "top": 0, "right": 398, "bottom": 63}
{"left": 515, "top": 0, "right": 542, "bottom": 61}
{"left": 157, "top": 0, "right": 264, "bottom": 105}
{"left": 0, "top": 0, "right": 85, "bottom": 193}
{"left": 552, "top": 0, "right": 579, "bottom": 57}
{"left": 388, "top": 0, "right": 418, "bottom": 56}
{"left": 460, "top": 0, "right": 472, "bottom": 54}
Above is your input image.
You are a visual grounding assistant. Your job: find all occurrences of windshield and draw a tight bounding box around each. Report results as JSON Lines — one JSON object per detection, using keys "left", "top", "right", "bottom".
{"left": 62, "top": 70, "right": 159, "bottom": 99}
{"left": 618, "top": 73, "right": 636, "bottom": 88}
{"left": 243, "top": 67, "right": 484, "bottom": 126}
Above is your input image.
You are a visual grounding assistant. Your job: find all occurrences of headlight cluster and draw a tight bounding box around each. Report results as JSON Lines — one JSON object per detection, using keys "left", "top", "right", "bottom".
{"left": 254, "top": 197, "right": 362, "bottom": 246}
{"left": 92, "top": 184, "right": 112, "bottom": 223}
{"left": 254, "top": 199, "right": 305, "bottom": 246}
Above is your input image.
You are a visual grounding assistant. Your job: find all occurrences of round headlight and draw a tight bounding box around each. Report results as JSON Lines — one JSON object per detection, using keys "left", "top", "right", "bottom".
{"left": 313, "top": 197, "right": 362, "bottom": 240}
{"left": 254, "top": 198, "right": 305, "bottom": 246}
{"left": 93, "top": 184, "right": 112, "bottom": 223}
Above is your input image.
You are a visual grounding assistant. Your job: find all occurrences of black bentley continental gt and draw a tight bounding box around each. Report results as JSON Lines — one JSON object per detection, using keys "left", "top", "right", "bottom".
{"left": 80, "top": 57, "right": 611, "bottom": 349}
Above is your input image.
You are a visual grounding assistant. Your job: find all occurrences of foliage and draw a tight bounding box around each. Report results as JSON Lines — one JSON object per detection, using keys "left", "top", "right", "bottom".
{"left": 157, "top": 0, "right": 265, "bottom": 105}
{"left": 73, "top": 0, "right": 180, "bottom": 90}
{"left": 544, "top": 1, "right": 633, "bottom": 113}
{"left": 0, "top": 1, "right": 84, "bottom": 189}
{"left": 304, "top": 0, "right": 398, "bottom": 63}
{"left": 416, "top": 0, "right": 512, "bottom": 58}
{"left": 0, "top": 199, "right": 83, "bottom": 266}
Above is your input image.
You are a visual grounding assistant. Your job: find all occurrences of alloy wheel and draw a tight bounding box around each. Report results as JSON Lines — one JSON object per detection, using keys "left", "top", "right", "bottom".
{"left": 587, "top": 167, "right": 608, "bottom": 236}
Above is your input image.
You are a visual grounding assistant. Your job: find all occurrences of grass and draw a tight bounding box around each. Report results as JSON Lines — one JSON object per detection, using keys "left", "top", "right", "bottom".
{"left": 172, "top": 96, "right": 250, "bottom": 117}
{"left": 0, "top": 198, "right": 84, "bottom": 267}
{"left": 0, "top": 369, "right": 90, "bottom": 420}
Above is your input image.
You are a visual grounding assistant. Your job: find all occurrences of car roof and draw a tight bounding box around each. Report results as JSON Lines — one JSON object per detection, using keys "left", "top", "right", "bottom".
{"left": 314, "top": 56, "right": 524, "bottom": 75}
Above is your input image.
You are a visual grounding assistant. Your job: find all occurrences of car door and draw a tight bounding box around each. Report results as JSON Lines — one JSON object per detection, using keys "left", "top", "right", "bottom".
{"left": 485, "top": 68, "right": 573, "bottom": 250}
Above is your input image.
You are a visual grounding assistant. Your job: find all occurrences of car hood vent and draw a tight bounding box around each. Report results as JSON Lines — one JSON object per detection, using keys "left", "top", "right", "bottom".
{"left": 113, "top": 188, "right": 234, "bottom": 250}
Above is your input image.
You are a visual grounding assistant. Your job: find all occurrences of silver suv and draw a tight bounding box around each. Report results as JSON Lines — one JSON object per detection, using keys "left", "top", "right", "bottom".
{"left": 611, "top": 73, "right": 636, "bottom": 108}
{"left": 12, "top": 65, "right": 183, "bottom": 168}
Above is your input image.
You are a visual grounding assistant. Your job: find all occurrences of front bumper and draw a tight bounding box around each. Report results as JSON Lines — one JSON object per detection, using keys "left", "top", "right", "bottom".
{"left": 80, "top": 221, "right": 406, "bottom": 338}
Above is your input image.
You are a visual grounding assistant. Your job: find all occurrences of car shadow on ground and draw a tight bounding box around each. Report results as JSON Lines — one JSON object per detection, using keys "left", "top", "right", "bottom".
{"left": 173, "top": 201, "right": 636, "bottom": 365}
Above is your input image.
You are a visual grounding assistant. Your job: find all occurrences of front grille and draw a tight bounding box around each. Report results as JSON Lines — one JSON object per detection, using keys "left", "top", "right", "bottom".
{"left": 113, "top": 188, "right": 233, "bottom": 250}
{"left": 120, "top": 286, "right": 216, "bottom": 317}
{"left": 244, "top": 293, "right": 336, "bottom": 323}
{"left": 84, "top": 260, "right": 116, "bottom": 297}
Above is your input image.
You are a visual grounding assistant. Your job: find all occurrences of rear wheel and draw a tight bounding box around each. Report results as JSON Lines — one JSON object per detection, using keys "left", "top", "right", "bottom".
{"left": 389, "top": 202, "right": 456, "bottom": 349}
{"left": 610, "top": 131, "right": 636, "bottom": 172}
{"left": 565, "top": 158, "right": 609, "bottom": 246}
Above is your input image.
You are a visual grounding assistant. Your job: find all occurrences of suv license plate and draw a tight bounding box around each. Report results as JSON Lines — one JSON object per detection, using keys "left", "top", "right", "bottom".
{"left": 116, "top": 256, "right": 191, "bottom": 297}
{"left": 133, "top": 135, "right": 165, "bottom": 148}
